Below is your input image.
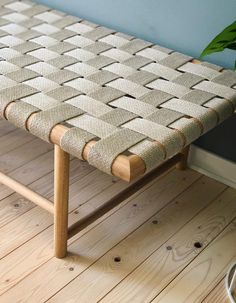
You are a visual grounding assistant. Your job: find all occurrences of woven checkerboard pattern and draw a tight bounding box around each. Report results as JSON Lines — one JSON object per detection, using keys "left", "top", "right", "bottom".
{"left": 0, "top": 0, "right": 235, "bottom": 175}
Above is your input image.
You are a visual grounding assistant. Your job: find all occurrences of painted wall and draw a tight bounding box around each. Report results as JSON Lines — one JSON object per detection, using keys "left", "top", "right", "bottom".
{"left": 36, "top": 0, "right": 236, "bottom": 162}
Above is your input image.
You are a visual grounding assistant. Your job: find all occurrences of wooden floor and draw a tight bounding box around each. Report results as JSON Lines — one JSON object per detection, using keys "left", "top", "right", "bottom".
{"left": 0, "top": 119, "right": 235, "bottom": 303}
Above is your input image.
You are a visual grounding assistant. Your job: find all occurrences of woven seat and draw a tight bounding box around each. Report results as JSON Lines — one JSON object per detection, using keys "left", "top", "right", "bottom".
{"left": 1, "top": 0, "right": 236, "bottom": 259}
{"left": 0, "top": 0, "right": 236, "bottom": 180}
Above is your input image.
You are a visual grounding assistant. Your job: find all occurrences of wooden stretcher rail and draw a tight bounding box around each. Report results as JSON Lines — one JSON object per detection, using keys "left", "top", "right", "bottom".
{"left": 0, "top": 137, "right": 185, "bottom": 258}
{"left": 1, "top": 89, "right": 191, "bottom": 258}
{"left": 0, "top": 171, "right": 54, "bottom": 214}
{"left": 68, "top": 153, "right": 182, "bottom": 238}
{"left": 0, "top": 12, "right": 226, "bottom": 259}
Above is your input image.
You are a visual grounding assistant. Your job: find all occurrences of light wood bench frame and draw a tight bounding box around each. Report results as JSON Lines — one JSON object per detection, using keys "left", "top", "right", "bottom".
{"left": 0, "top": 101, "right": 189, "bottom": 257}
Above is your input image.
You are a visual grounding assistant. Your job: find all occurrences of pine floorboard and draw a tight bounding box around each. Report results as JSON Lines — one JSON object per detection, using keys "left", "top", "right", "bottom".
{"left": 0, "top": 123, "right": 235, "bottom": 303}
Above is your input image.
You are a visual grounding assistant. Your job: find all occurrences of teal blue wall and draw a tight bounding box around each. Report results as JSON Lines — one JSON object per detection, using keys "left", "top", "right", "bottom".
{"left": 36, "top": 0, "right": 236, "bottom": 69}
{"left": 36, "top": 0, "right": 236, "bottom": 162}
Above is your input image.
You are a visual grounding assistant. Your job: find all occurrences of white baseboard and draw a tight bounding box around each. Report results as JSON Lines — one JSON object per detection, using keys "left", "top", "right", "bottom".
{"left": 188, "top": 145, "right": 236, "bottom": 189}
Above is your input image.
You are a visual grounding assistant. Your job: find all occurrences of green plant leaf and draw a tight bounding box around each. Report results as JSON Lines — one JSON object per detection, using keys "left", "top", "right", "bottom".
{"left": 228, "top": 42, "right": 236, "bottom": 50}
{"left": 200, "top": 20, "right": 236, "bottom": 58}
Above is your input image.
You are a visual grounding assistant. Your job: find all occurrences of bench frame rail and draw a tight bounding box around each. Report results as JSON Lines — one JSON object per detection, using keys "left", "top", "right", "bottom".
{"left": 0, "top": 143, "right": 189, "bottom": 258}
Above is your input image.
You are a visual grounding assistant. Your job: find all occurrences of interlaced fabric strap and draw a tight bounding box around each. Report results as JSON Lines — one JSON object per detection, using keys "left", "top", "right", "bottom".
{"left": 0, "top": 0, "right": 235, "bottom": 175}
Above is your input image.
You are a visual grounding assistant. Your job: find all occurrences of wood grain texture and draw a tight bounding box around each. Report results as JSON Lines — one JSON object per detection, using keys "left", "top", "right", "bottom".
{"left": 152, "top": 220, "right": 236, "bottom": 303}
{"left": 48, "top": 177, "right": 225, "bottom": 303}
{"left": 0, "top": 157, "right": 87, "bottom": 229}
{"left": 54, "top": 145, "right": 70, "bottom": 258}
{"left": 0, "top": 124, "right": 235, "bottom": 303}
{"left": 202, "top": 278, "right": 230, "bottom": 303}
{"left": 0, "top": 128, "right": 34, "bottom": 157}
{"left": 0, "top": 171, "right": 54, "bottom": 214}
{"left": 0, "top": 170, "right": 199, "bottom": 302}
{"left": 98, "top": 186, "right": 236, "bottom": 303}
{"left": 0, "top": 138, "right": 52, "bottom": 174}
{"left": 0, "top": 119, "right": 16, "bottom": 137}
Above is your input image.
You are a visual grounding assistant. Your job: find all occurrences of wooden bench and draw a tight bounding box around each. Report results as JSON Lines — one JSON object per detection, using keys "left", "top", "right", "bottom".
{"left": 0, "top": 0, "right": 235, "bottom": 258}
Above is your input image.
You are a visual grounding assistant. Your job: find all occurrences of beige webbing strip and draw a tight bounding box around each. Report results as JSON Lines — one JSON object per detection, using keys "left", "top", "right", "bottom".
{"left": 110, "top": 96, "right": 157, "bottom": 117}
{"left": 141, "top": 62, "right": 181, "bottom": 81}
{"left": 194, "top": 81, "right": 236, "bottom": 106}
{"left": 66, "top": 95, "right": 113, "bottom": 117}
{"left": 146, "top": 79, "right": 190, "bottom": 98}
{"left": 88, "top": 128, "right": 146, "bottom": 174}
{"left": 169, "top": 117, "right": 201, "bottom": 145}
{"left": 161, "top": 98, "right": 218, "bottom": 133}
{"left": 0, "top": 0, "right": 235, "bottom": 178}
{"left": 67, "top": 114, "right": 117, "bottom": 138}
{"left": 28, "top": 104, "right": 83, "bottom": 141}
{"left": 60, "top": 127, "right": 95, "bottom": 159}
{"left": 129, "top": 140, "right": 165, "bottom": 171}
{"left": 178, "top": 62, "right": 221, "bottom": 80}
{"left": 0, "top": 84, "right": 37, "bottom": 117}
{"left": 123, "top": 118, "right": 184, "bottom": 157}
{"left": 204, "top": 97, "right": 233, "bottom": 122}
{"left": 6, "top": 101, "right": 39, "bottom": 129}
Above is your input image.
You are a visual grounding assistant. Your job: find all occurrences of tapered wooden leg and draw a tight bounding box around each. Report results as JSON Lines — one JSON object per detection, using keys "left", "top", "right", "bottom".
{"left": 176, "top": 146, "right": 190, "bottom": 170}
{"left": 54, "top": 145, "right": 70, "bottom": 258}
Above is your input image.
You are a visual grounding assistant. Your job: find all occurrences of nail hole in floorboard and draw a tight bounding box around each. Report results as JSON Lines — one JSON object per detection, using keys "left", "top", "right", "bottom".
{"left": 194, "top": 242, "right": 203, "bottom": 249}
{"left": 114, "top": 256, "right": 121, "bottom": 263}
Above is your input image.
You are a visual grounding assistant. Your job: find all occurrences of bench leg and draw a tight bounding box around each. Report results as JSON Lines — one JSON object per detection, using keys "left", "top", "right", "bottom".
{"left": 54, "top": 144, "right": 70, "bottom": 258}
{"left": 176, "top": 145, "right": 189, "bottom": 170}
